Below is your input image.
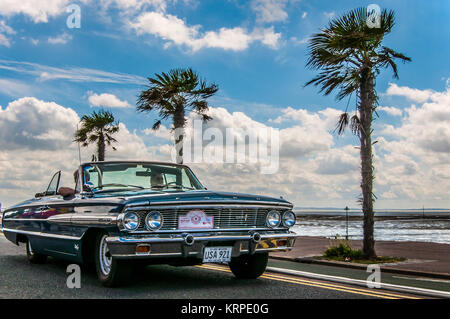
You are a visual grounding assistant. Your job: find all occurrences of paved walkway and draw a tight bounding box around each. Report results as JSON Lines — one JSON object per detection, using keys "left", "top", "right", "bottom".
{"left": 271, "top": 236, "right": 450, "bottom": 277}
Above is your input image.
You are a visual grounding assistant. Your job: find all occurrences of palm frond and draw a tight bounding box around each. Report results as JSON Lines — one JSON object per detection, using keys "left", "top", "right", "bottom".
{"left": 73, "top": 109, "right": 120, "bottom": 160}
{"left": 137, "top": 68, "right": 218, "bottom": 133}
{"left": 334, "top": 112, "right": 349, "bottom": 135}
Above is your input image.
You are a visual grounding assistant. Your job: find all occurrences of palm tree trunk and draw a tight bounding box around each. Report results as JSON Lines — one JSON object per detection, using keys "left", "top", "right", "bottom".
{"left": 173, "top": 107, "right": 185, "bottom": 164}
{"left": 359, "top": 67, "right": 377, "bottom": 259}
{"left": 98, "top": 133, "right": 105, "bottom": 162}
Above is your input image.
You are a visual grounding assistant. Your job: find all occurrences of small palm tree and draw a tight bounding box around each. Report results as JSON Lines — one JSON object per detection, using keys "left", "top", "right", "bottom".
{"left": 74, "top": 109, "right": 120, "bottom": 162}
{"left": 305, "top": 8, "right": 411, "bottom": 258}
{"left": 137, "top": 68, "right": 218, "bottom": 164}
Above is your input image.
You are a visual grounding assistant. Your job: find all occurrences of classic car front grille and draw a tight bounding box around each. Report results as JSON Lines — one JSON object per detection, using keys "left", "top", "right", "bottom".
{"left": 135, "top": 208, "right": 273, "bottom": 231}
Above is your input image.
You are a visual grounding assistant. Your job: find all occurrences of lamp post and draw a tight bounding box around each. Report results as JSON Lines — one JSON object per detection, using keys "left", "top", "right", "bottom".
{"left": 345, "top": 206, "right": 349, "bottom": 240}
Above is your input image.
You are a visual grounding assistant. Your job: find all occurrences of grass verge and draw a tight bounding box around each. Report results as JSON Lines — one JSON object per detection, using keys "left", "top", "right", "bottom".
{"left": 319, "top": 238, "right": 406, "bottom": 264}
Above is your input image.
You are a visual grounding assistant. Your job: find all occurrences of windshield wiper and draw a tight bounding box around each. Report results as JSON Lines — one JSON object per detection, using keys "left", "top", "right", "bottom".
{"left": 163, "top": 185, "right": 196, "bottom": 190}
{"left": 94, "top": 183, "right": 145, "bottom": 191}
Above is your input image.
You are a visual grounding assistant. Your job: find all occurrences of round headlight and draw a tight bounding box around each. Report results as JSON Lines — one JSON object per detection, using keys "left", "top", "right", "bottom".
{"left": 282, "top": 211, "right": 296, "bottom": 227}
{"left": 145, "top": 211, "right": 163, "bottom": 230}
{"left": 266, "top": 210, "right": 281, "bottom": 228}
{"left": 123, "top": 212, "right": 139, "bottom": 231}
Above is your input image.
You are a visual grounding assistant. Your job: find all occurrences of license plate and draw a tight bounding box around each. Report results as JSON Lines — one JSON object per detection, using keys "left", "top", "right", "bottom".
{"left": 178, "top": 210, "right": 214, "bottom": 230}
{"left": 203, "top": 247, "right": 232, "bottom": 263}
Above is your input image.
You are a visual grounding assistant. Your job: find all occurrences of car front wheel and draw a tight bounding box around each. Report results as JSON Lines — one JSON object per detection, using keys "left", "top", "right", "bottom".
{"left": 26, "top": 239, "right": 47, "bottom": 264}
{"left": 95, "top": 233, "right": 132, "bottom": 287}
{"left": 229, "top": 252, "right": 268, "bottom": 279}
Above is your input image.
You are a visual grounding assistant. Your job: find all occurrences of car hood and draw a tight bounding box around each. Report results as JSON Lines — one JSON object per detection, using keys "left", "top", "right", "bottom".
{"left": 115, "top": 189, "right": 292, "bottom": 207}
{"left": 5, "top": 190, "right": 292, "bottom": 211}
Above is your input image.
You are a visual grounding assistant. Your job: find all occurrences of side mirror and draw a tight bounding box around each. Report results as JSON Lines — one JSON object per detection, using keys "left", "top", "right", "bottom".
{"left": 83, "top": 183, "right": 94, "bottom": 192}
{"left": 58, "top": 187, "right": 76, "bottom": 199}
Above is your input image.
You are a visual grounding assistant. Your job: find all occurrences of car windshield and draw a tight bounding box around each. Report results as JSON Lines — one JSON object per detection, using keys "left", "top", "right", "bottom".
{"left": 81, "top": 162, "right": 204, "bottom": 193}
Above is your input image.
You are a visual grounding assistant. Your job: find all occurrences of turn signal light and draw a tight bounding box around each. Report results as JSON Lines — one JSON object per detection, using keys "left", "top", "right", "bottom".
{"left": 277, "top": 239, "right": 288, "bottom": 247}
{"left": 136, "top": 244, "right": 151, "bottom": 254}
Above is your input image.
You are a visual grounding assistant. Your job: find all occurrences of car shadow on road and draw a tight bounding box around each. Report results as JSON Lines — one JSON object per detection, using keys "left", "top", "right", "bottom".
{"left": 1, "top": 254, "right": 269, "bottom": 298}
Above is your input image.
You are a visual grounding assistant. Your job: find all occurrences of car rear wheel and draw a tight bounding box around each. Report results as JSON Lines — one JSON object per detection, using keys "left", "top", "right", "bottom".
{"left": 229, "top": 252, "right": 268, "bottom": 279}
{"left": 95, "top": 232, "right": 132, "bottom": 287}
{"left": 26, "top": 240, "right": 47, "bottom": 264}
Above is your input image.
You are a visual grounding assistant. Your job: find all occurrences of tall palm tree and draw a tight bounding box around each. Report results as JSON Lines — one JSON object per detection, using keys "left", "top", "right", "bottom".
{"left": 74, "top": 109, "right": 120, "bottom": 162}
{"left": 137, "top": 68, "right": 218, "bottom": 164}
{"left": 305, "top": 8, "right": 411, "bottom": 258}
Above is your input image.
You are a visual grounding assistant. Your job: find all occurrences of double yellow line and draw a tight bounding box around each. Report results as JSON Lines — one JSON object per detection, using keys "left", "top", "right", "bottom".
{"left": 196, "top": 264, "right": 421, "bottom": 299}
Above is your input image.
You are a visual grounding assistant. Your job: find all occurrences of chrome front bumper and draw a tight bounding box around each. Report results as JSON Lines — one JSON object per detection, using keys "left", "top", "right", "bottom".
{"left": 106, "top": 231, "right": 297, "bottom": 259}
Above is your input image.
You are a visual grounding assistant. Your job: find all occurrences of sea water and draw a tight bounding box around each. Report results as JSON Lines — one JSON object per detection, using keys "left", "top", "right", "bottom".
{"left": 292, "top": 210, "right": 450, "bottom": 244}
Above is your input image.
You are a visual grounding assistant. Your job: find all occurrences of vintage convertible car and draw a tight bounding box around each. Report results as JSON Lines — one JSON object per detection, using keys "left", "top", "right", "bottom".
{"left": 0, "top": 161, "right": 296, "bottom": 287}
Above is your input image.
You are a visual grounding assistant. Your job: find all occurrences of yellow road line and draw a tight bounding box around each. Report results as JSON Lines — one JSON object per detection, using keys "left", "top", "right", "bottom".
{"left": 200, "top": 264, "right": 420, "bottom": 299}
{"left": 196, "top": 264, "right": 420, "bottom": 299}
{"left": 196, "top": 264, "right": 397, "bottom": 299}
{"left": 261, "top": 272, "right": 420, "bottom": 299}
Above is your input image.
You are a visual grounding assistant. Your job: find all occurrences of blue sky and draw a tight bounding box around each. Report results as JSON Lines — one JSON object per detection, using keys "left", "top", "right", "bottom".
{"left": 0, "top": 0, "right": 449, "bottom": 209}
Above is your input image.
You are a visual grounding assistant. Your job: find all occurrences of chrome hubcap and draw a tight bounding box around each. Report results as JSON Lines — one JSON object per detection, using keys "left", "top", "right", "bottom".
{"left": 99, "top": 235, "right": 112, "bottom": 276}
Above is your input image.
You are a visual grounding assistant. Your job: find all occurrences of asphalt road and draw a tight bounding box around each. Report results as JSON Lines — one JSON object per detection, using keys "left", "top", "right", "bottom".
{"left": 0, "top": 235, "right": 419, "bottom": 299}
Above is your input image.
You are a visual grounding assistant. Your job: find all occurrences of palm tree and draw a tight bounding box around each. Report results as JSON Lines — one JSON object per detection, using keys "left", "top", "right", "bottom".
{"left": 305, "top": 8, "right": 411, "bottom": 258}
{"left": 137, "top": 68, "right": 218, "bottom": 164}
{"left": 74, "top": 109, "right": 120, "bottom": 162}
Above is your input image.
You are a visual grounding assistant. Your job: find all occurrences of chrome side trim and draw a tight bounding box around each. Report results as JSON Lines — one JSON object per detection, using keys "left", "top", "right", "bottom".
{"left": 2, "top": 218, "right": 49, "bottom": 222}
{"left": 45, "top": 214, "right": 117, "bottom": 225}
{"left": 2, "top": 228, "right": 82, "bottom": 240}
{"left": 46, "top": 215, "right": 72, "bottom": 224}
{"left": 5, "top": 215, "right": 117, "bottom": 225}
{"left": 70, "top": 214, "right": 117, "bottom": 225}
{"left": 44, "top": 248, "right": 77, "bottom": 256}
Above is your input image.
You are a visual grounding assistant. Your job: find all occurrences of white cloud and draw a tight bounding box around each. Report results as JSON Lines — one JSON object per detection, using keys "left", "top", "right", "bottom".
{"left": 0, "top": 33, "right": 9, "bottom": 47}
{"left": 48, "top": 33, "right": 72, "bottom": 44}
{"left": 301, "top": 12, "right": 307, "bottom": 19}
{"left": 88, "top": 92, "right": 132, "bottom": 108}
{"left": 324, "top": 11, "right": 335, "bottom": 19}
{"left": 0, "top": 0, "right": 89, "bottom": 23}
{"left": 0, "top": 20, "right": 15, "bottom": 47}
{"left": 273, "top": 107, "right": 340, "bottom": 157}
{"left": 381, "top": 85, "right": 450, "bottom": 153}
{"left": 251, "top": 0, "right": 289, "bottom": 23}
{"left": 0, "top": 97, "right": 79, "bottom": 151}
{"left": 2, "top": 85, "right": 450, "bottom": 209}
{"left": 290, "top": 36, "right": 309, "bottom": 46}
{"left": 142, "top": 126, "right": 172, "bottom": 140}
{"left": 100, "top": 0, "right": 170, "bottom": 13}
{"left": 377, "top": 106, "right": 402, "bottom": 116}
{"left": 386, "top": 83, "right": 435, "bottom": 103}
{"left": 0, "top": 59, "right": 146, "bottom": 84}
{"left": 0, "top": 97, "right": 157, "bottom": 207}
{"left": 374, "top": 85, "right": 450, "bottom": 204}
{"left": 0, "top": 78, "right": 33, "bottom": 97}
{"left": 129, "top": 11, "right": 281, "bottom": 51}
{"left": 30, "top": 38, "right": 39, "bottom": 45}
